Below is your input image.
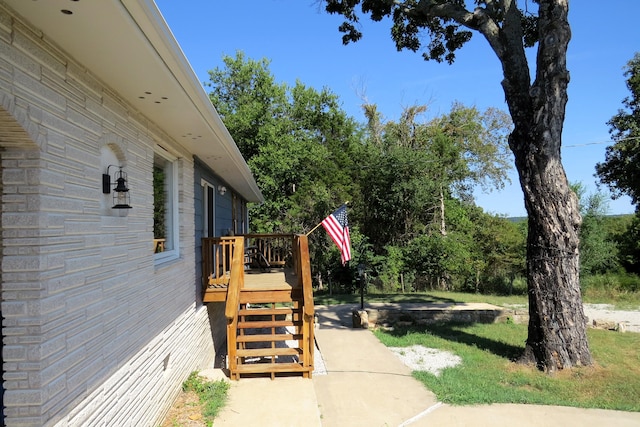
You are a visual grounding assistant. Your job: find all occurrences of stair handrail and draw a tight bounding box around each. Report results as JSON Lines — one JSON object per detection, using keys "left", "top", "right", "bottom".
{"left": 224, "top": 236, "right": 245, "bottom": 320}
{"left": 295, "top": 234, "right": 315, "bottom": 318}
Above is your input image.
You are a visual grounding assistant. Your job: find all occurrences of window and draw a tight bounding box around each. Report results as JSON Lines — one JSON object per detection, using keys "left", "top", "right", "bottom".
{"left": 154, "top": 150, "right": 179, "bottom": 262}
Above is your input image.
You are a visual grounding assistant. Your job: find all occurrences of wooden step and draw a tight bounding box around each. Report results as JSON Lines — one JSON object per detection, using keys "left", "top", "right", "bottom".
{"left": 238, "top": 307, "right": 293, "bottom": 317}
{"left": 239, "top": 290, "right": 295, "bottom": 304}
{"left": 236, "top": 333, "right": 301, "bottom": 343}
{"left": 237, "top": 320, "right": 301, "bottom": 329}
{"left": 236, "top": 347, "right": 302, "bottom": 358}
{"left": 234, "top": 362, "right": 311, "bottom": 375}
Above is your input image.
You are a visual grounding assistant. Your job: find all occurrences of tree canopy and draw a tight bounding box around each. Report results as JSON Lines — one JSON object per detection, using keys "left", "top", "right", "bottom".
{"left": 207, "top": 51, "right": 362, "bottom": 233}
{"left": 206, "top": 51, "right": 526, "bottom": 295}
{"left": 596, "top": 52, "right": 640, "bottom": 209}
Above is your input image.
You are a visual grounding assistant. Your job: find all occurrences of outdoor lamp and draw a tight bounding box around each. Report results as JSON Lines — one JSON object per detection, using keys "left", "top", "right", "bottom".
{"left": 217, "top": 185, "right": 227, "bottom": 196}
{"left": 357, "top": 263, "right": 365, "bottom": 310}
{"left": 103, "top": 165, "right": 132, "bottom": 209}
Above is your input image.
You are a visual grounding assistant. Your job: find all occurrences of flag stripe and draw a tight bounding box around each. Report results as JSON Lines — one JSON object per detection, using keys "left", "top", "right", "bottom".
{"left": 321, "top": 204, "right": 352, "bottom": 265}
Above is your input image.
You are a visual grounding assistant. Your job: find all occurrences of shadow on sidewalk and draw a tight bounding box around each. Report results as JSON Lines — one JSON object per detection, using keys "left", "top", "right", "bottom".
{"left": 314, "top": 304, "right": 356, "bottom": 329}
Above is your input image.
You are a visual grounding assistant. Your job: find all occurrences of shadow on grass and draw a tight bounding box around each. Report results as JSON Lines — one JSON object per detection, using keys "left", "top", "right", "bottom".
{"left": 383, "top": 322, "right": 525, "bottom": 362}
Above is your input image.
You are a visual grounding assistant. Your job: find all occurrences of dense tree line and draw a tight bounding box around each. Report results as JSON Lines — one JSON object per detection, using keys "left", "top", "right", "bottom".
{"left": 206, "top": 52, "right": 639, "bottom": 298}
{"left": 596, "top": 52, "right": 640, "bottom": 277}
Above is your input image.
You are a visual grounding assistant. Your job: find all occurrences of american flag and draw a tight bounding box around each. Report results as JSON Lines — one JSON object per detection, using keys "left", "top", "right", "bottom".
{"left": 321, "top": 204, "right": 352, "bottom": 265}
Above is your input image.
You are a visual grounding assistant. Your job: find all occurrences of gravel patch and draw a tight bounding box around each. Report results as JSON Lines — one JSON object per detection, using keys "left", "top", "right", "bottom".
{"left": 584, "top": 304, "right": 640, "bottom": 333}
{"left": 389, "top": 345, "right": 462, "bottom": 376}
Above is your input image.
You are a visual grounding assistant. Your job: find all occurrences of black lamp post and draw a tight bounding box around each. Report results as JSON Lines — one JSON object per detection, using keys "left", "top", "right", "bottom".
{"left": 357, "top": 263, "right": 365, "bottom": 310}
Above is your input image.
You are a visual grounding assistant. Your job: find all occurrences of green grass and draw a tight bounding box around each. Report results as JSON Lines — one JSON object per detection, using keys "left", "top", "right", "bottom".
{"left": 182, "top": 372, "right": 230, "bottom": 425}
{"left": 315, "top": 288, "right": 640, "bottom": 310}
{"left": 314, "top": 290, "right": 528, "bottom": 308}
{"left": 374, "top": 322, "right": 640, "bottom": 411}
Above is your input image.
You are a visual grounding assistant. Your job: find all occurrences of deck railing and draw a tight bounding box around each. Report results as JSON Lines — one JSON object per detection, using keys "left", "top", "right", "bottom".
{"left": 202, "top": 236, "right": 237, "bottom": 288}
{"left": 242, "top": 233, "right": 294, "bottom": 268}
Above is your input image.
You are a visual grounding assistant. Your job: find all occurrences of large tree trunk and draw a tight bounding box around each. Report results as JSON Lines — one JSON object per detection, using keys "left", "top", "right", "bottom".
{"left": 498, "top": 0, "right": 592, "bottom": 371}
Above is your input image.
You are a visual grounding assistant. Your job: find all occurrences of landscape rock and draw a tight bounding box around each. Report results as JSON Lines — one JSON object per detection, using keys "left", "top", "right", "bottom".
{"left": 352, "top": 309, "right": 369, "bottom": 328}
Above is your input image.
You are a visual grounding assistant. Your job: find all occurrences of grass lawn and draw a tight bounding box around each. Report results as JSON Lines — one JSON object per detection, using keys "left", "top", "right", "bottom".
{"left": 315, "top": 291, "right": 640, "bottom": 411}
{"left": 314, "top": 289, "right": 640, "bottom": 309}
{"left": 314, "top": 290, "right": 528, "bottom": 307}
{"left": 374, "top": 322, "right": 640, "bottom": 411}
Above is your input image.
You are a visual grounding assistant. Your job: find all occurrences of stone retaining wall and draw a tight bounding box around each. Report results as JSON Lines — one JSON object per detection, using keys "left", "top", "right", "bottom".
{"left": 364, "top": 307, "right": 530, "bottom": 328}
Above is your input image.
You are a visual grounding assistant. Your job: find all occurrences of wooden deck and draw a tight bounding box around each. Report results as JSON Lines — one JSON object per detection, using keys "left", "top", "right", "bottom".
{"left": 243, "top": 268, "right": 299, "bottom": 290}
{"left": 203, "top": 267, "right": 299, "bottom": 302}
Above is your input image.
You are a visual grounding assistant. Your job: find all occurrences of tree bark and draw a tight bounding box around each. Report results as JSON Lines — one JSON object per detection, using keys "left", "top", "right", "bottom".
{"left": 499, "top": 0, "right": 592, "bottom": 371}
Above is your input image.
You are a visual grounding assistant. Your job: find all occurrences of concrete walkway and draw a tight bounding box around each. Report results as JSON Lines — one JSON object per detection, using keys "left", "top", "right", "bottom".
{"left": 210, "top": 304, "right": 640, "bottom": 427}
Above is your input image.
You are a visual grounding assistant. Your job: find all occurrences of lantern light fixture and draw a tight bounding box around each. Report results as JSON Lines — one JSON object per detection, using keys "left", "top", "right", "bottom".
{"left": 102, "top": 165, "right": 132, "bottom": 209}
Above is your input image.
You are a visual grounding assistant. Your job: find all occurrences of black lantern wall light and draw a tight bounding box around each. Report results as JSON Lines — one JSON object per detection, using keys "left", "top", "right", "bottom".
{"left": 102, "top": 165, "right": 132, "bottom": 209}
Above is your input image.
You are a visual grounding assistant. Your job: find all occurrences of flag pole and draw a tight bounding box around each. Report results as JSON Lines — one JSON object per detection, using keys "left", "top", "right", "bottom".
{"left": 305, "top": 221, "right": 324, "bottom": 237}
{"left": 305, "top": 201, "right": 349, "bottom": 237}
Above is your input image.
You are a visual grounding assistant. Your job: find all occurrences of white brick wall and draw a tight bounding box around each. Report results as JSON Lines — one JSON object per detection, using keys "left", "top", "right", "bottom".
{"left": 0, "top": 3, "right": 217, "bottom": 426}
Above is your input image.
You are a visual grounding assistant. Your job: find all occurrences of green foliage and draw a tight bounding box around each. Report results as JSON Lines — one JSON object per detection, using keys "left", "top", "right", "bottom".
{"left": 207, "top": 51, "right": 362, "bottom": 235}
{"left": 206, "top": 50, "right": 637, "bottom": 299}
{"left": 321, "top": 226, "right": 373, "bottom": 294}
{"left": 207, "top": 52, "right": 289, "bottom": 161}
{"left": 405, "top": 232, "right": 473, "bottom": 291}
{"left": 374, "top": 323, "right": 640, "bottom": 411}
{"left": 581, "top": 273, "right": 640, "bottom": 308}
{"left": 325, "top": 1, "right": 540, "bottom": 64}
{"left": 206, "top": 49, "right": 537, "bottom": 294}
{"left": 463, "top": 205, "right": 527, "bottom": 294}
{"left": 182, "top": 372, "right": 229, "bottom": 425}
{"left": 596, "top": 52, "right": 640, "bottom": 208}
{"left": 613, "top": 214, "right": 640, "bottom": 274}
{"left": 207, "top": 51, "right": 528, "bottom": 294}
{"left": 153, "top": 164, "right": 165, "bottom": 239}
{"left": 372, "top": 245, "right": 405, "bottom": 293}
{"left": 356, "top": 103, "right": 515, "bottom": 292}
{"left": 573, "top": 183, "right": 622, "bottom": 275}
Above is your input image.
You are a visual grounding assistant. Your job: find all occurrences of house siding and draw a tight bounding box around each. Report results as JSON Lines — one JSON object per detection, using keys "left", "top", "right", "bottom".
{"left": 193, "top": 158, "right": 238, "bottom": 362}
{"left": 0, "top": 4, "right": 216, "bottom": 426}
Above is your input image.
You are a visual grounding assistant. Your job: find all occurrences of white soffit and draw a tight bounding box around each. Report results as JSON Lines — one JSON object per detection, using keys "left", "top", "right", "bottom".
{"left": 4, "top": 0, "right": 263, "bottom": 202}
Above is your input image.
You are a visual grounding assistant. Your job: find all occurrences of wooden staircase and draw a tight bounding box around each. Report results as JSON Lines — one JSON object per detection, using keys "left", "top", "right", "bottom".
{"left": 203, "top": 234, "right": 315, "bottom": 380}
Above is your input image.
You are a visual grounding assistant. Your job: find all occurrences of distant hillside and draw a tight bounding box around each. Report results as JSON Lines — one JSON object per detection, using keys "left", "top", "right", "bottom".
{"left": 507, "top": 213, "right": 634, "bottom": 223}
{"left": 507, "top": 216, "right": 527, "bottom": 223}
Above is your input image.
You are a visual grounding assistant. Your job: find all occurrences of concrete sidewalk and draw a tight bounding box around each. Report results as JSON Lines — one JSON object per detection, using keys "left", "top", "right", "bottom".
{"left": 313, "top": 304, "right": 440, "bottom": 426}
{"left": 211, "top": 304, "right": 640, "bottom": 427}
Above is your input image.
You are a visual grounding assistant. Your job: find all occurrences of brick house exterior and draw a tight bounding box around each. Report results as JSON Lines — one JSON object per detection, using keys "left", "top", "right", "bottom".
{"left": 0, "top": 1, "right": 262, "bottom": 425}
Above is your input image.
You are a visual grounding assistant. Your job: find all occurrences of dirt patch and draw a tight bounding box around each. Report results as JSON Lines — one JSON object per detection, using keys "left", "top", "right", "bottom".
{"left": 160, "top": 390, "right": 206, "bottom": 427}
{"left": 388, "top": 345, "right": 462, "bottom": 376}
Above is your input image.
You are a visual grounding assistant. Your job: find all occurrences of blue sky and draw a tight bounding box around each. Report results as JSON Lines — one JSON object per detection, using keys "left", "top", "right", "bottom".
{"left": 155, "top": 0, "right": 638, "bottom": 217}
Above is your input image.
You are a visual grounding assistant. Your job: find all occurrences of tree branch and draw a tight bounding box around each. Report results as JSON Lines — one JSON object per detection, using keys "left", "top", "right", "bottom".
{"left": 410, "top": 1, "right": 506, "bottom": 59}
